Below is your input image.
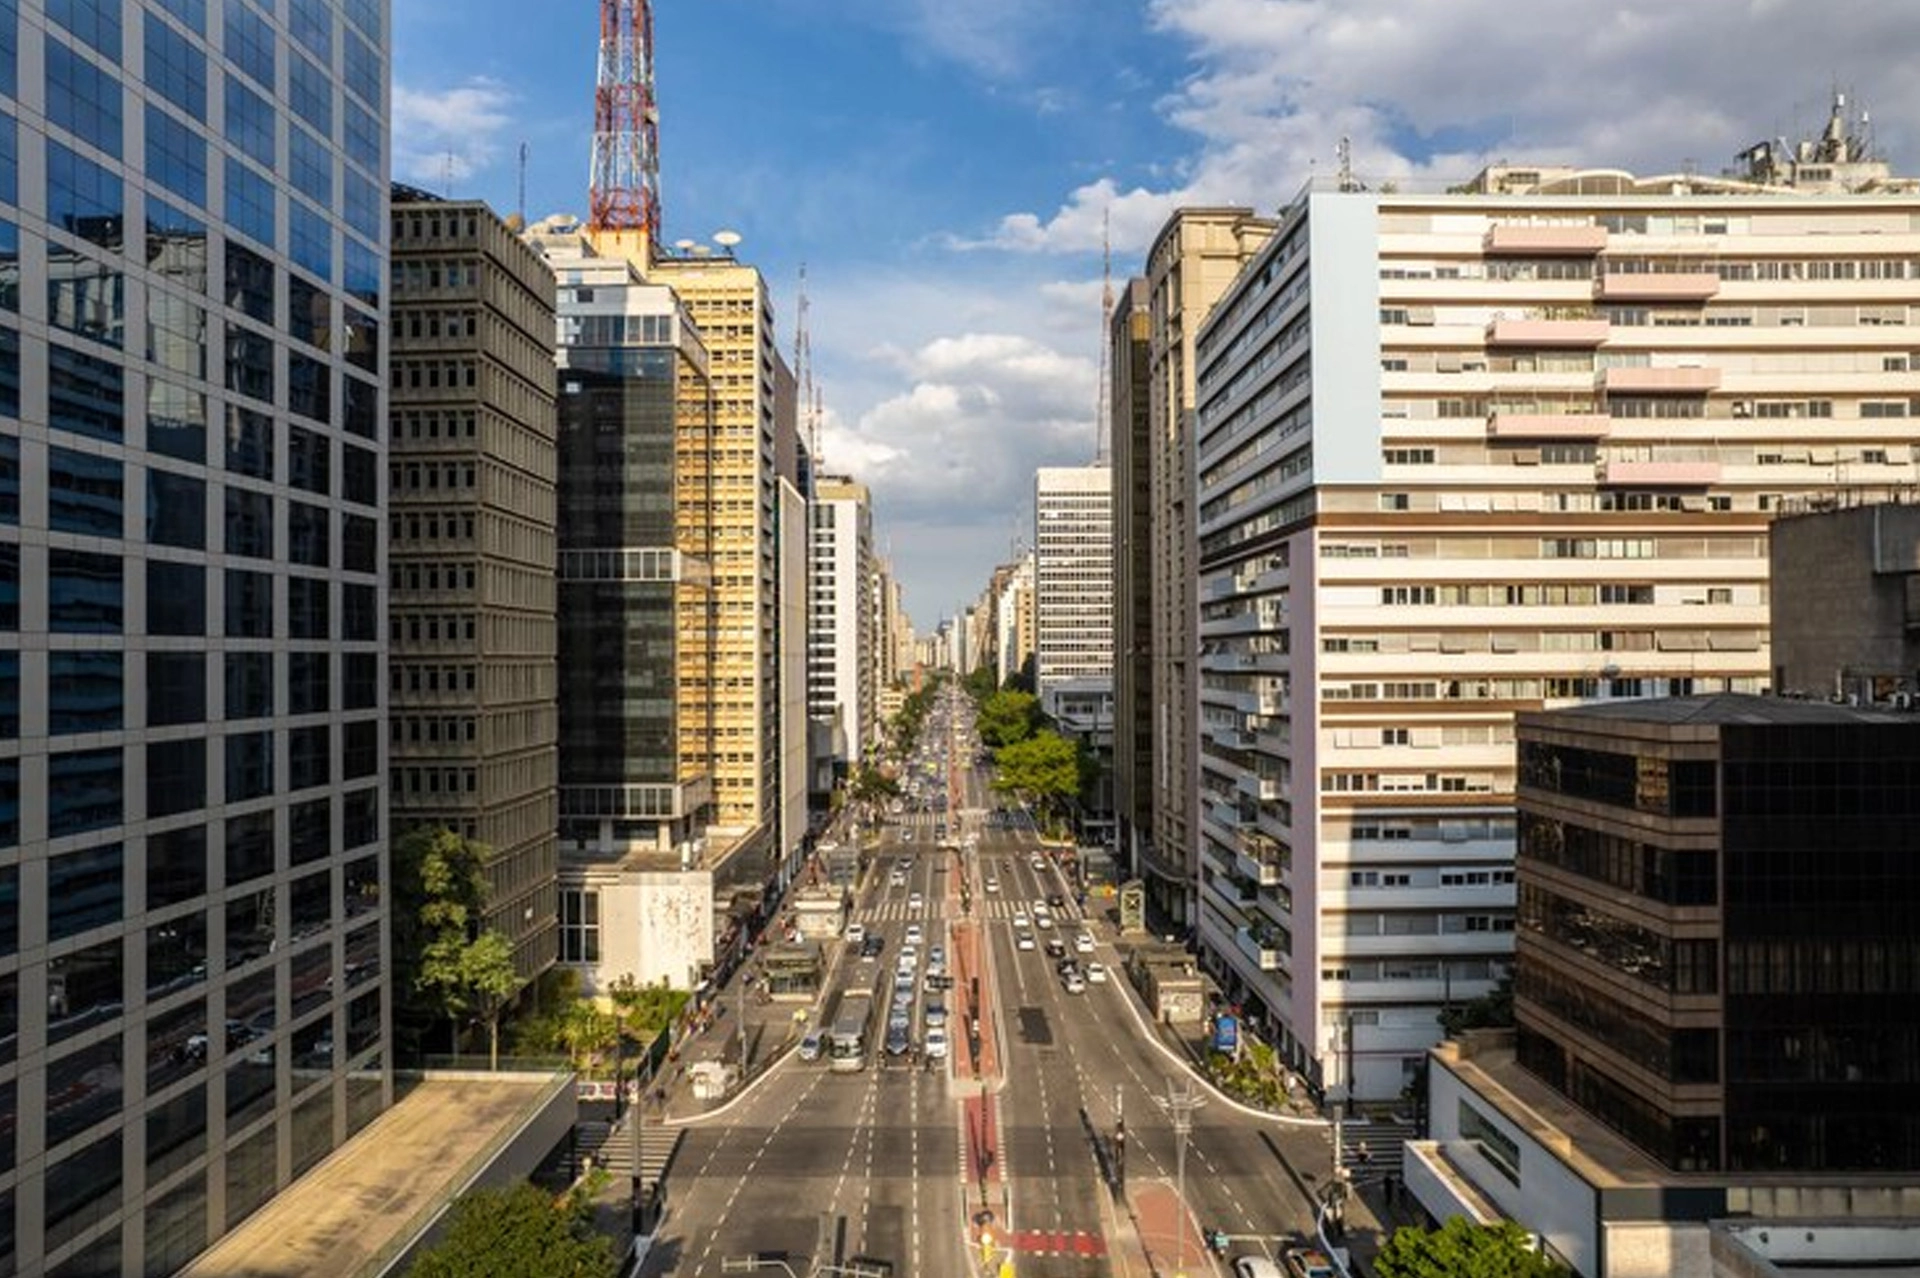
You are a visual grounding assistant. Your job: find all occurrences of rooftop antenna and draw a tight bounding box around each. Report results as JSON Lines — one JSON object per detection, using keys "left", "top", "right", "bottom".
{"left": 441, "top": 149, "right": 455, "bottom": 194}
{"left": 1336, "top": 135, "right": 1357, "bottom": 192}
{"left": 1094, "top": 206, "right": 1113, "bottom": 464}
{"left": 516, "top": 141, "right": 528, "bottom": 223}
{"left": 795, "top": 263, "right": 820, "bottom": 467}
{"left": 587, "top": 0, "right": 662, "bottom": 252}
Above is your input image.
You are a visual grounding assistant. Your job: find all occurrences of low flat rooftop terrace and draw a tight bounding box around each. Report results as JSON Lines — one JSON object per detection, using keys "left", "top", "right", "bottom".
{"left": 180, "top": 1071, "right": 573, "bottom": 1278}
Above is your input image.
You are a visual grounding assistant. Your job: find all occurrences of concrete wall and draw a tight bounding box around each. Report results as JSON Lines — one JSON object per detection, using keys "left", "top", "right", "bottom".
{"left": 1770, "top": 503, "right": 1920, "bottom": 699}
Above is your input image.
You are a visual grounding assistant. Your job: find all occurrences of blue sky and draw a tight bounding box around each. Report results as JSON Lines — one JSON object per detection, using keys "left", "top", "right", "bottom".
{"left": 394, "top": 0, "right": 1920, "bottom": 629}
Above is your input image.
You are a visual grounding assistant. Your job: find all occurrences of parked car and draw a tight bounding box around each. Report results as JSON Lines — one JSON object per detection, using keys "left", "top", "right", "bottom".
{"left": 1233, "top": 1259, "right": 1286, "bottom": 1278}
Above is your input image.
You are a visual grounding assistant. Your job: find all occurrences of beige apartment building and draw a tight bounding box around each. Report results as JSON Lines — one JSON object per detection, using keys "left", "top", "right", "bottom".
{"left": 1188, "top": 114, "right": 1920, "bottom": 1100}
{"left": 1121, "top": 211, "right": 1279, "bottom": 921}
{"left": 390, "top": 194, "right": 561, "bottom": 979}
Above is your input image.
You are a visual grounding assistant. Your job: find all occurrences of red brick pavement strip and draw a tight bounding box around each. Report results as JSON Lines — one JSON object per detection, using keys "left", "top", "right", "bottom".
{"left": 1129, "top": 1180, "right": 1216, "bottom": 1276}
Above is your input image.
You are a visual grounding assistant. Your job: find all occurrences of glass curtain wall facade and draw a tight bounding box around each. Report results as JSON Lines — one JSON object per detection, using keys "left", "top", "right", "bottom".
{"left": 0, "top": 0, "right": 392, "bottom": 1272}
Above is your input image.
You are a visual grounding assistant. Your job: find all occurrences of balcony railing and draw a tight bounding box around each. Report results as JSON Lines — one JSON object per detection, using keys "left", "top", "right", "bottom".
{"left": 1487, "top": 411, "right": 1612, "bottom": 439}
{"left": 1600, "top": 365, "right": 1721, "bottom": 394}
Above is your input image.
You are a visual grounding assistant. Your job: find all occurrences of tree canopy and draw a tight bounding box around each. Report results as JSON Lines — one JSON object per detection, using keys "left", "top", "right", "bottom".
{"left": 1376, "top": 1217, "right": 1567, "bottom": 1278}
{"left": 991, "top": 730, "right": 1080, "bottom": 814}
{"left": 962, "top": 663, "right": 998, "bottom": 703}
{"left": 398, "top": 826, "right": 524, "bottom": 1062}
{"left": 406, "top": 1182, "right": 616, "bottom": 1278}
{"left": 977, "top": 689, "right": 1039, "bottom": 748}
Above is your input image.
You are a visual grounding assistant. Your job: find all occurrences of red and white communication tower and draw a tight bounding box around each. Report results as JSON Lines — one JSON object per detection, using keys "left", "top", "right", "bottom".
{"left": 587, "top": 0, "right": 662, "bottom": 244}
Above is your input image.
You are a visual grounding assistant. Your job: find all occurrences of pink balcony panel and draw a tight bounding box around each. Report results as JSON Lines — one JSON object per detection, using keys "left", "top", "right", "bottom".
{"left": 1595, "top": 272, "right": 1720, "bottom": 302}
{"left": 1487, "top": 413, "right": 1612, "bottom": 439}
{"left": 1486, "top": 317, "right": 1611, "bottom": 347}
{"left": 1600, "top": 460, "right": 1722, "bottom": 486}
{"left": 1601, "top": 366, "right": 1720, "bottom": 394}
{"left": 1483, "top": 224, "right": 1608, "bottom": 255}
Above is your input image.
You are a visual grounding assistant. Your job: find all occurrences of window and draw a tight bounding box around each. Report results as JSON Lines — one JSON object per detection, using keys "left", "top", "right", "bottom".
{"left": 48, "top": 340, "right": 124, "bottom": 440}
{"left": 48, "top": 842, "right": 122, "bottom": 939}
{"left": 223, "top": 0, "right": 274, "bottom": 88}
{"left": 225, "top": 404, "right": 273, "bottom": 477}
{"left": 48, "top": 445, "right": 122, "bottom": 535}
{"left": 288, "top": 724, "right": 329, "bottom": 791}
{"left": 146, "top": 560, "right": 204, "bottom": 636}
{"left": 288, "top": 500, "right": 329, "bottom": 567}
{"left": 146, "top": 468, "right": 205, "bottom": 548}
{"left": 560, "top": 890, "right": 600, "bottom": 962}
{"left": 49, "top": 649, "right": 121, "bottom": 733}
{"left": 288, "top": 50, "right": 332, "bottom": 135}
{"left": 288, "top": 576, "right": 329, "bottom": 639}
{"left": 144, "top": 12, "right": 206, "bottom": 115}
{"left": 49, "top": 0, "right": 123, "bottom": 59}
{"left": 46, "top": 141, "right": 123, "bottom": 249}
{"left": 147, "top": 826, "right": 207, "bottom": 909}
{"left": 50, "top": 548, "right": 122, "bottom": 632}
{"left": 289, "top": 796, "right": 330, "bottom": 865}
{"left": 224, "top": 731, "right": 273, "bottom": 803}
{"left": 223, "top": 76, "right": 275, "bottom": 168}
{"left": 145, "top": 103, "right": 206, "bottom": 206}
{"left": 224, "top": 810, "right": 274, "bottom": 886}
{"left": 224, "top": 487, "right": 272, "bottom": 558}
{"left": 146, "top": 651, "right": 205, "bottom": 726}
{"left": 224, "top": 157, "right": 274, "bottom": 248}
{"left": 45, "top": 37, "right": 122, "bottom": 157}
{"left": 225, "top": 322, "right": 273, "bottom": 404}
{"left": 146, "top": 738, "right": 205, "bottom": 817}
{"left": 46, "top": 252, "right": 123, "bottom": 346}
{"left": 288, "top": 648, "right": 328, "bottom": 714}
{"left": 224, "top": 569, "right": 273, "bottom": 637}
{"left": 48, "top": 746, "right": 121, "bottom": 837}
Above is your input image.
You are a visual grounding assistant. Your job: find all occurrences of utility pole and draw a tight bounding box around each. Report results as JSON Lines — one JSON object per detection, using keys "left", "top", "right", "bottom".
{"left": 1157, "top": 1077, "right": 1205, "bottom": 1278}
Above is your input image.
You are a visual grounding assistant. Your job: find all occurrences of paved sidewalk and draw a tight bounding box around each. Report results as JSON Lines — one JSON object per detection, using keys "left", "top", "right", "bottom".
{"left": 1127, "top": 1179, "right": 1216, "bottom": 1277}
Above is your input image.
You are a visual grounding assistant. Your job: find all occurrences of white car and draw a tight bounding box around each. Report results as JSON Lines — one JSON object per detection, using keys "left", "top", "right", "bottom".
{"left": 898, "top": 947, "right": 919, "bottom": 971}
{"left": 985, "top": 877, "right": 1000, "bottom": 893}
{"left": 845, "top": 922, "right": 866, "bottom": 945}
{"left": 905, "top": 923, "right": 924, "bottom": 947}
{"left": 1015, "top": 932, "right": 1036, "bottom": 951}
{"left": 1063, "top": 971, "right": 1087, "bottom": 994}
{"left": 1085, "top": 962, "right": 1108, "bottom": 984}
{"left": 925, "top": 1026, "right": 950, "bottom": 1059}
{"left": 1012, "top": 913, "right": 1030, "bottom": 930}
{"left": 908, "top": 891, "right": 925, "bottom": 912}
{"left": 1034, "top": 913, "right": 1054, "bottom": 931}
{"left": 1074, "top": 932, "right": 1094, "bottom": 954}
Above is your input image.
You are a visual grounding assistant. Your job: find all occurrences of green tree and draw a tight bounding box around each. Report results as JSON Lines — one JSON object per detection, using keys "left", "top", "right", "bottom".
{"left": 991, "top": 730, "right": 1080, "bottom": 817}
{"left": 977, "top": 689, "right": 1039, "bottom": 748}
{"left": 1375, "top": 1217, "right": 1566, "bottom": 1278}
{"left": 1439, "top": 971, "right": 1515, "bottom": 1039}
{"left": 421, "top": 928, "right": 522, "bottom": 1067}
{"left": 846, "top": 763, "right": 899, "bottom": 807}
{"left": 608, "top": 974, "right": 690, "bottom": 1043}
{"left": 393, "top": 826, "right": 496, "bottom": 1060}
{"left": 554, "top": 1001, "right": 620, "bottom": 1077}
{"left": 406, "top": 1182, "right": 616, "bottom": 1278}
{"left": 962, "top": 663, "right": 998, "bottom": 702}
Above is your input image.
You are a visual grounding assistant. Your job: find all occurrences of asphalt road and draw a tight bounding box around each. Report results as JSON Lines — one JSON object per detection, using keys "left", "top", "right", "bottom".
{"left": 644, "top": 722, "right": 1327, "bottom": 1277}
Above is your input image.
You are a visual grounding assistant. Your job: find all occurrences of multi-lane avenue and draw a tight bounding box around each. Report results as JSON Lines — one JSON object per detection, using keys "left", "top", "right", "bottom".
{"left": 642, "top": 699, "right": 1330, "bottom": 1277}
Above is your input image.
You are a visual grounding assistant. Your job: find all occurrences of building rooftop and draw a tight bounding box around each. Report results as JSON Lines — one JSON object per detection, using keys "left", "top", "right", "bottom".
{"left": 179, "top": 1072, "right": 572, "bottom": 1278}
{"left": 1529, "top": 692, "right": 1915, "bottom": 727}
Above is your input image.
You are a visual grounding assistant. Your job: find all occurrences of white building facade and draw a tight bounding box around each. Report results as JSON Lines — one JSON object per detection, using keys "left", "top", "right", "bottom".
{"left": 808, "top": 475, "right": 875, "bottom": 771}
{"left": 1192, "top": 163, "right": 1920, "bottom": 1100}
{"left": 1035, "top": 465, "right": 1114, "bottom": 701}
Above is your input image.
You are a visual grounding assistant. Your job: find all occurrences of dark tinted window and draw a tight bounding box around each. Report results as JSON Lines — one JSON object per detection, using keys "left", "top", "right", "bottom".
{"left": 48, "top": 841, "right": 121, "bottom": 940}
{"left": 224, "top": 730, "right": 272, "bottom": 803}
{"left": 224, "top": 650, "right": 272, "bottom": 719}
{"left": 145, "top": 650, "right": 205, "bottom": 726}
{"left": 146, "top": 826, "right": 206, "bottom": 909}
{"left": 48, "top": 649, "right": 121, "bottom": 733}
{"left": 48, "top": 746, "right": 119, "bottom": 837}
{"left": 224, "top": 809, "right": 274, "bottom": 886}
{"left": 49, "top": 548, "right": 121, "bottom": 632}
{"left": 145, "top": 468, "right": 205, "bottom": 547}
{"left": 146, "top": 559, "right": 204, "bottom": 636}
{"left": 47, "top": 444, "right": 121, "bottom": 535}
{"left": 48, "top": 340, "right": 124, "bottom": 439}
{"left": 145, "top": 737, "right": 205, "bottom": 818}
{"left": 224, "top": 568, "right": 272, "bottom": 637}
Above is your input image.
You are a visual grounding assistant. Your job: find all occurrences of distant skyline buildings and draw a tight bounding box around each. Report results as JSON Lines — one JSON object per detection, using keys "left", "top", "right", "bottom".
{"left": 1033, "top": 464, "right": 1114, "bottom": 700}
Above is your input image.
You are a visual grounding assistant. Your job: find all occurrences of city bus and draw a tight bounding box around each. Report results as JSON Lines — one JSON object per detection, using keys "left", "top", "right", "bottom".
{"left": 828, "top": 990, "right": 872, "bottom": 1073}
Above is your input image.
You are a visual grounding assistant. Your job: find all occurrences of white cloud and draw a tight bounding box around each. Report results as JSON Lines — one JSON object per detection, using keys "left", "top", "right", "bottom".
{"left": 967, "top": 0, "right": 1920, "bottom": 254}
{"left": 393, "top": 78, "right": 516, "bottom": 188}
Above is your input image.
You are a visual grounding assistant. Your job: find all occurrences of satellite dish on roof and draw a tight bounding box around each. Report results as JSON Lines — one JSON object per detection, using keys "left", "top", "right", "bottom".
{"left": 674, "top": 238, "right": 696, "bottom": 252}
{"left": 713, "top": 229, "right": 742, "bottom": 249}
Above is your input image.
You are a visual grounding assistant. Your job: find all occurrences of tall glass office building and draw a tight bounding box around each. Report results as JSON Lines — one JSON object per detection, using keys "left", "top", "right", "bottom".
{"left": 0, "top": 0, "right": 391, "bottom": 1272}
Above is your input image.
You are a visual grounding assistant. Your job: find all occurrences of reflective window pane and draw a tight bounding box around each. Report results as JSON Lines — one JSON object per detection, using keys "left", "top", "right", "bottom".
{"left": 224, "top": 730, "right": 273, "bottom": 804}
{"left": 47, "top": 444, "right": 121, "bottom": 536}
{"left": 47, "top": 840, "right": 121, "bottom": 940}
{"left": 44, "top": 37, "right": 121, "bottom": 158}
{"left": 45, "top": 140, "right": 122, "bottom": 248}
{"left": 146, "top": 650, "right": 204, "bottom": 726}
{"left": 46, "top": 934, "right": 122, "bottom": 1044}
{"left": 146, "top": 825, "right": 206, "bottom": 910}
{"left": 145, "top": 103, "right": 206, "bottom": 209}
{"left": 146, "top": 467, "right": 205, "bottom": 548}
{"left": 143, "top": 12, "right": 205, "bottom": 117}
{"left": 145, "top": 737, "right": 205, "bottom": 818}
{"left": 224, "top": 649, "right": 272, "bottom": 718}
{"left": 48, "top": 649, "right": 121, "bottom": 733}
{"left": 49, "top": 548, "right": 121, "bottom": 632}
{"left": 48, "top": 340, "right": 124, "bottom": 440}
{"left": 145, "top": 559, "right": 204, "bottom": 636}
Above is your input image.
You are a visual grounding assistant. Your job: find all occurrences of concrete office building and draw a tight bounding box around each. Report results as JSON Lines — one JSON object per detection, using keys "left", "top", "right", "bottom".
{"left": 1034, "top": 464, "right": 1115, "bottom": 699}
{"left": 995, "top": 553, "right": 1036, "bottom": 689}
{"left": 1130, "top": 212, "right": 1279, "bottom": 923}
{"left": 1189, "top": 109, "right": 1920, "bottom": 1099}
{"left": 808, "top": 474, "right": 876, "bottom": 775}
{"left": 1769, "top": 499, "right": 1920, "bottom": 702}
{"left": 526, "top": 226, "right": 726, "bottom": 991}
{"left": 1109, "top": 278, "right": 1155, "bottom": 884}
{"left": 1406, "top": 696, "right": 1920, "bottom": 1278}
{"left": 0, "top": 0, "right": 393, "bottom": 1269}
{"left": 389, "top": 192, "right": 559, "bottom": 981}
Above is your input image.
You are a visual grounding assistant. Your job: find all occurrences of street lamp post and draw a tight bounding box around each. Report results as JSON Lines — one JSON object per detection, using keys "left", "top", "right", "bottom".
{"left": 1157, "top": 1077, "right": 1205, "bottom": 1278}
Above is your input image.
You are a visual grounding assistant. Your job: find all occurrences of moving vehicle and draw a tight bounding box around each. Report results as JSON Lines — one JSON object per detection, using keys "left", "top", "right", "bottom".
{"left": 860, "top": 933, "right": 885, "bottom": 959}
{"left": 985, "top": 876, "right": 1000, "bottom": 893}
{"left": 1012, "top": 913, "right": 1030, "bottom": 930}
{"left": 1282, "top": 1248, "right": 1336, "bottom": 1278}
{"left": 1044, "top": 938, "right": 1067, "bottom": 959}
{"left": 1086, "top": 962, "right": 1109, "bottom": 984}
{"left": 1015, "top": 932, "right": 1036, "bottom": 951}
{"left": 799, "top": 1029, "right": 824, "bottom": 1062}
{"left": 1075, "top": 932, "right": 1095, "bottom": 954}
{"left": 905, "top": 923, "right": 923, "bottom": 947}
{"left": 924, "top": 1026, "right": 949, "bottom": 1059}
{"left": 829, "top": 992, "right": 872, "bottom": 1072}
{"left": 1063, "top": 970, "right": 1087, "bottom": 994}
{"left": 845, "top": 922, "right": 866, "bottom": 945}
{"left": 908, "top": 891, "right": 925, "bottom": 912}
